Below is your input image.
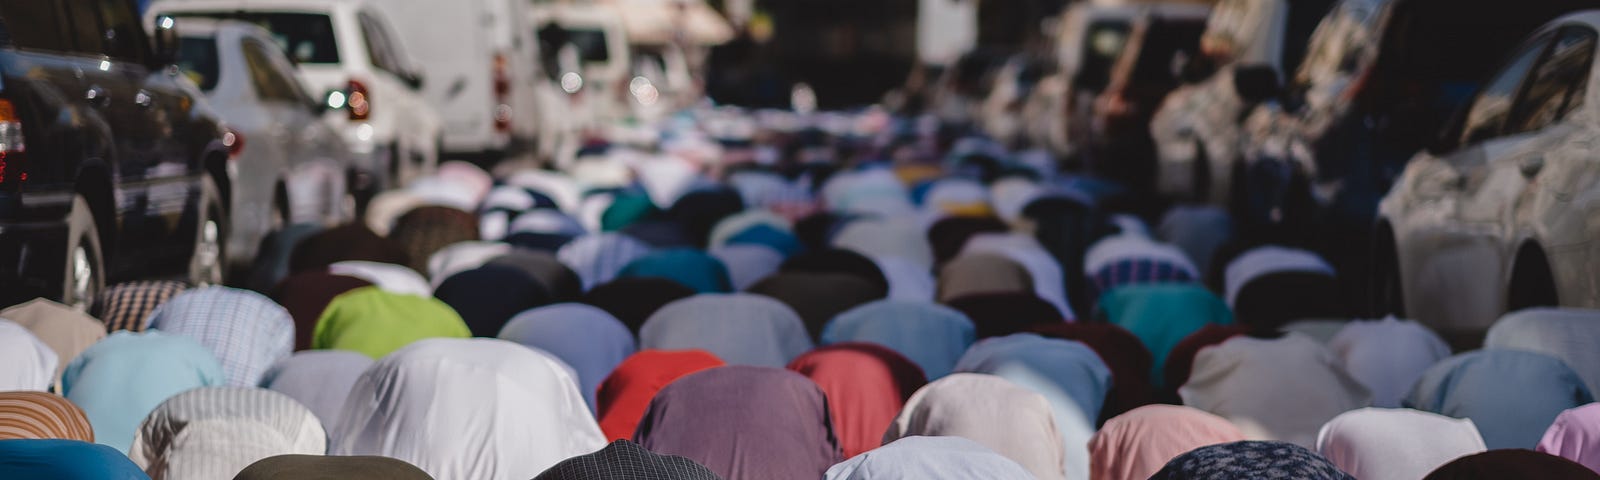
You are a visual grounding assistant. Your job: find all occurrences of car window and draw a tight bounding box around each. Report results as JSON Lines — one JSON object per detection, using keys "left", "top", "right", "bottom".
{"left": 1505, "top": 27, "right": 1596, "bottom": 135}
{"left": 1460, "top": 34, "right": 1551, "bottom": 145}
{"left": 538, "top": 24, "right": 612, "bottom": 81}
{"left": 176, "top": 36, "right": 220, "bottom": 91}
{"left": 92, "top": 0, "right": 148, "bottom": 63}
{"left": 358, "top": 12, "right": 403, "bottom": 74}
{"left": 0, "top": 1, "right": 73, "bottom": 53}
{"left": 170, "top": 13, "right": 340, "bottom": 64}
{"left": 243, "top": 38, "right": 306, "bottom": 103}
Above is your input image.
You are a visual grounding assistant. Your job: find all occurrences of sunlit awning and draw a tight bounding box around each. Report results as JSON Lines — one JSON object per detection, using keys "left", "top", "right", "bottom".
{"left": 602, "top": 0, "right": 736, "bottom": 46}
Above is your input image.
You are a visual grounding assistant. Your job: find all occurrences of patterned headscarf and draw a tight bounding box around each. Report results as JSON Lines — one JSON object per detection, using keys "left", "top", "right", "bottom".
{"left": 93, "top": 281, "right": 189, "bottom": 333}
{"left": 534, "top": 440, "right": 723, "bottom": 480}
{"left": 1151, "top": 441, "right": 1353, "bottom": 480}
{"left": 634, "top": 366, "right": 841, "bottom": 480}
{"left": 388, "top": 206, "right": 480, "bottom": 276}
{"left": 145, "top": 287, "right": 294, "bottom": 387}
{"left": 128, "top": 387, "right": 326, "bottom": 480}
{"left": 0, "top": 392, "right": 95, "bottom": 442}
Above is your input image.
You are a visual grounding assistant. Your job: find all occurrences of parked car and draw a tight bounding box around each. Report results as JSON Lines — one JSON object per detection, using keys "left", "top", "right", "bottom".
{"left": 1233, "top": 0, "right": 1591, "bottom": 317}
{"left": 1148, "top": 0, "right": 1335, "bottom": 202}
{"left": 378, "top": 0, "right": 541, "bottom": 159}
{"left": 151, "top": 0, "right": 443, "bottom": 197}
{"left": 0, "top": 1, "right": 230, "bottom": 308}
{"left": 169, "top": 18, "right": 356, "bottom": 272}
{"left": 1377, "top": 10, "right": 1600, "bottom": 345}
{"left": 1081, "top": 5, "right": 1210, "bottom": 189}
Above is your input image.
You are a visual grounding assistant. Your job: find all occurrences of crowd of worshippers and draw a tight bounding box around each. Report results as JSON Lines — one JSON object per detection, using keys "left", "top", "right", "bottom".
{"left": 4, "top": 112, "right": 1600, "bottom": 480}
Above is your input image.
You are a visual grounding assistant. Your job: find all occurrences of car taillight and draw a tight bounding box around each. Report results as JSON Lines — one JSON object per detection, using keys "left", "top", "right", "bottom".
{"left": 493, "top": 52, "right": 512, "bottom": 132}
{"left": 0, "top": 99, "right": 28, "bottom": 187}
{"left": 348, "top": 79, "right": 371, "bottom": 121}
{"left": 222, "top": 128, "right": 244, "bottom": 157}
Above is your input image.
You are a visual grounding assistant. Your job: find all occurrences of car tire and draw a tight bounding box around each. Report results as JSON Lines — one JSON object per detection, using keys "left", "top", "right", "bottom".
{"left": 188, "top": 177, "right": 227, "bottom": 287}
{"left": 388, "top": 142, "right": 404, "bottom": 189}
{"left": 62, "top": 195, "right": 104, "bottom": 311}
{"left": 1370, "top": 225, "right": 1405, "bottom": 318}
{"left": 1192, "top": 139, "right": 1213, "bottom": 203}
{"left": 1507, "top": 244, "right": 1558, "bottom": 313}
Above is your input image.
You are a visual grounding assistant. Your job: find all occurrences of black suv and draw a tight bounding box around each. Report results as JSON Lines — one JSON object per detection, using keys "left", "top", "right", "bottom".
{"left": 0, "top": 0, "right": 230, "bottom": 308}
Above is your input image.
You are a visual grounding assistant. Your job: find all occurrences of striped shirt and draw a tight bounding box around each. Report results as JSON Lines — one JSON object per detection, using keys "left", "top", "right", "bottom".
{"left": 146, "top": 288, "right": 294, "bottom": 387}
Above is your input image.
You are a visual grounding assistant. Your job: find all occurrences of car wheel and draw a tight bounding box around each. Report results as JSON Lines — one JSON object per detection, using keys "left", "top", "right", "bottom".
{"left": 1192, "top": 139, "right": 1213, "bottom": 202}
{"left": 189, "top": 177, "right": 227, "bottom": 287}
{"left": 62, "top": 196, "right": 104, "bottom": 311}
{"left": 269, "top": 192, "right": 288, "bottom": 232}
{"left": 1507, "top": 243, "right": 1558, "bottom": 313}
{"left": 1370, "top": 225, "right": 1405, "bottom": 318}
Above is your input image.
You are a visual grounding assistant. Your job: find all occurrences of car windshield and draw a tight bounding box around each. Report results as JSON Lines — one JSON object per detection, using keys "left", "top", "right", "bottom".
{"left": 175, "top": 36, "right": 221, "bottom": 92}
{"left": 171, "top": 12, "right": 340, "bottom": 64}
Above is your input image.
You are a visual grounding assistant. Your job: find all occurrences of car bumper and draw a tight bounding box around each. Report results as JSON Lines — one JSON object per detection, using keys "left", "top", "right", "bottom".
{"left": 0, "top": 217, "right": 70, "bottom": 305}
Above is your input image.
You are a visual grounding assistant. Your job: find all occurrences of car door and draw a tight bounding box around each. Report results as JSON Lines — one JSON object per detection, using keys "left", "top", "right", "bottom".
{"left": 1494, "top": 26, "right": 1596, "bottom": 305}
{"left": 355, "top": 11, "right": 419, "bottom": 146}
{"left": 0, "top": 1, "right": 95, "bottom": 209}
{"left": 71, "top": 0, "right": 197, "bottom": 271}
{"left": 241, "top": 35, "right": 342, "bottom": 223}
{"left": 1404, "top": 31, "right": 1555, "bottom": 329}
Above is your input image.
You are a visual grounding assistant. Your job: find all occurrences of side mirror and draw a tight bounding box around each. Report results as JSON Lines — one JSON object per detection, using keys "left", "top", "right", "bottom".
{"left": 1232, "top": 64, "right": 1281, "bottom": 104}
{"left": 151, "top": 15, "right": 180, "bottom": 66}
{"left": 401, "top": 71, "right": 425, "bottom": 90}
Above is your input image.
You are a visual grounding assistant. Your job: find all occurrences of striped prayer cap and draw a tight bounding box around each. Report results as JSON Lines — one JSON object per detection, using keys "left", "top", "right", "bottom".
{"left": 0, "top": 392, "right": 94, "bottom": 442}
{"left": 92, "top": 281, "right": 189, "bottom": 333}
{"left": 128, "top": 387, "right": 325, "bottom": 480}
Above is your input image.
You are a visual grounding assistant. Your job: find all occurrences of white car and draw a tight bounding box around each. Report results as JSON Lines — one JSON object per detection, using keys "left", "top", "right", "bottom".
{"left": 151, "top": 0, "right": 443, "bottom": 196}
{"left": 1377, "top": 10, "right": 1600, "bottom": 343}
{"left": 1148, "top": 0, "right": 1335, "bottom": 203}
{"left": 378, "top": 0, "right": 542, "bottom": 158}
{"left": 169, "top": 18, "right": 355, "bottom": 270}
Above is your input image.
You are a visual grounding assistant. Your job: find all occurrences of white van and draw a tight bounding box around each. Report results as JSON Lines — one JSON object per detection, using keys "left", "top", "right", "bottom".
{"left": 150, "top": 0, "right": 444, "bottom": 194}
{"left": 378, "top": 0, "right": 541, "bottom": 158}
{"left": 529, "top": 3, "right": 630, "bottom": 166}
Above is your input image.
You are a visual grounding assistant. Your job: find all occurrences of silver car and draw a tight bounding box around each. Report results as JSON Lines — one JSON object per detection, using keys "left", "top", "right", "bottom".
{"left": 1377, "top": 11, "right": 1600, "bottom": 343}
{"left": 173, "top": 19, "right": 355, "bottom": 270}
